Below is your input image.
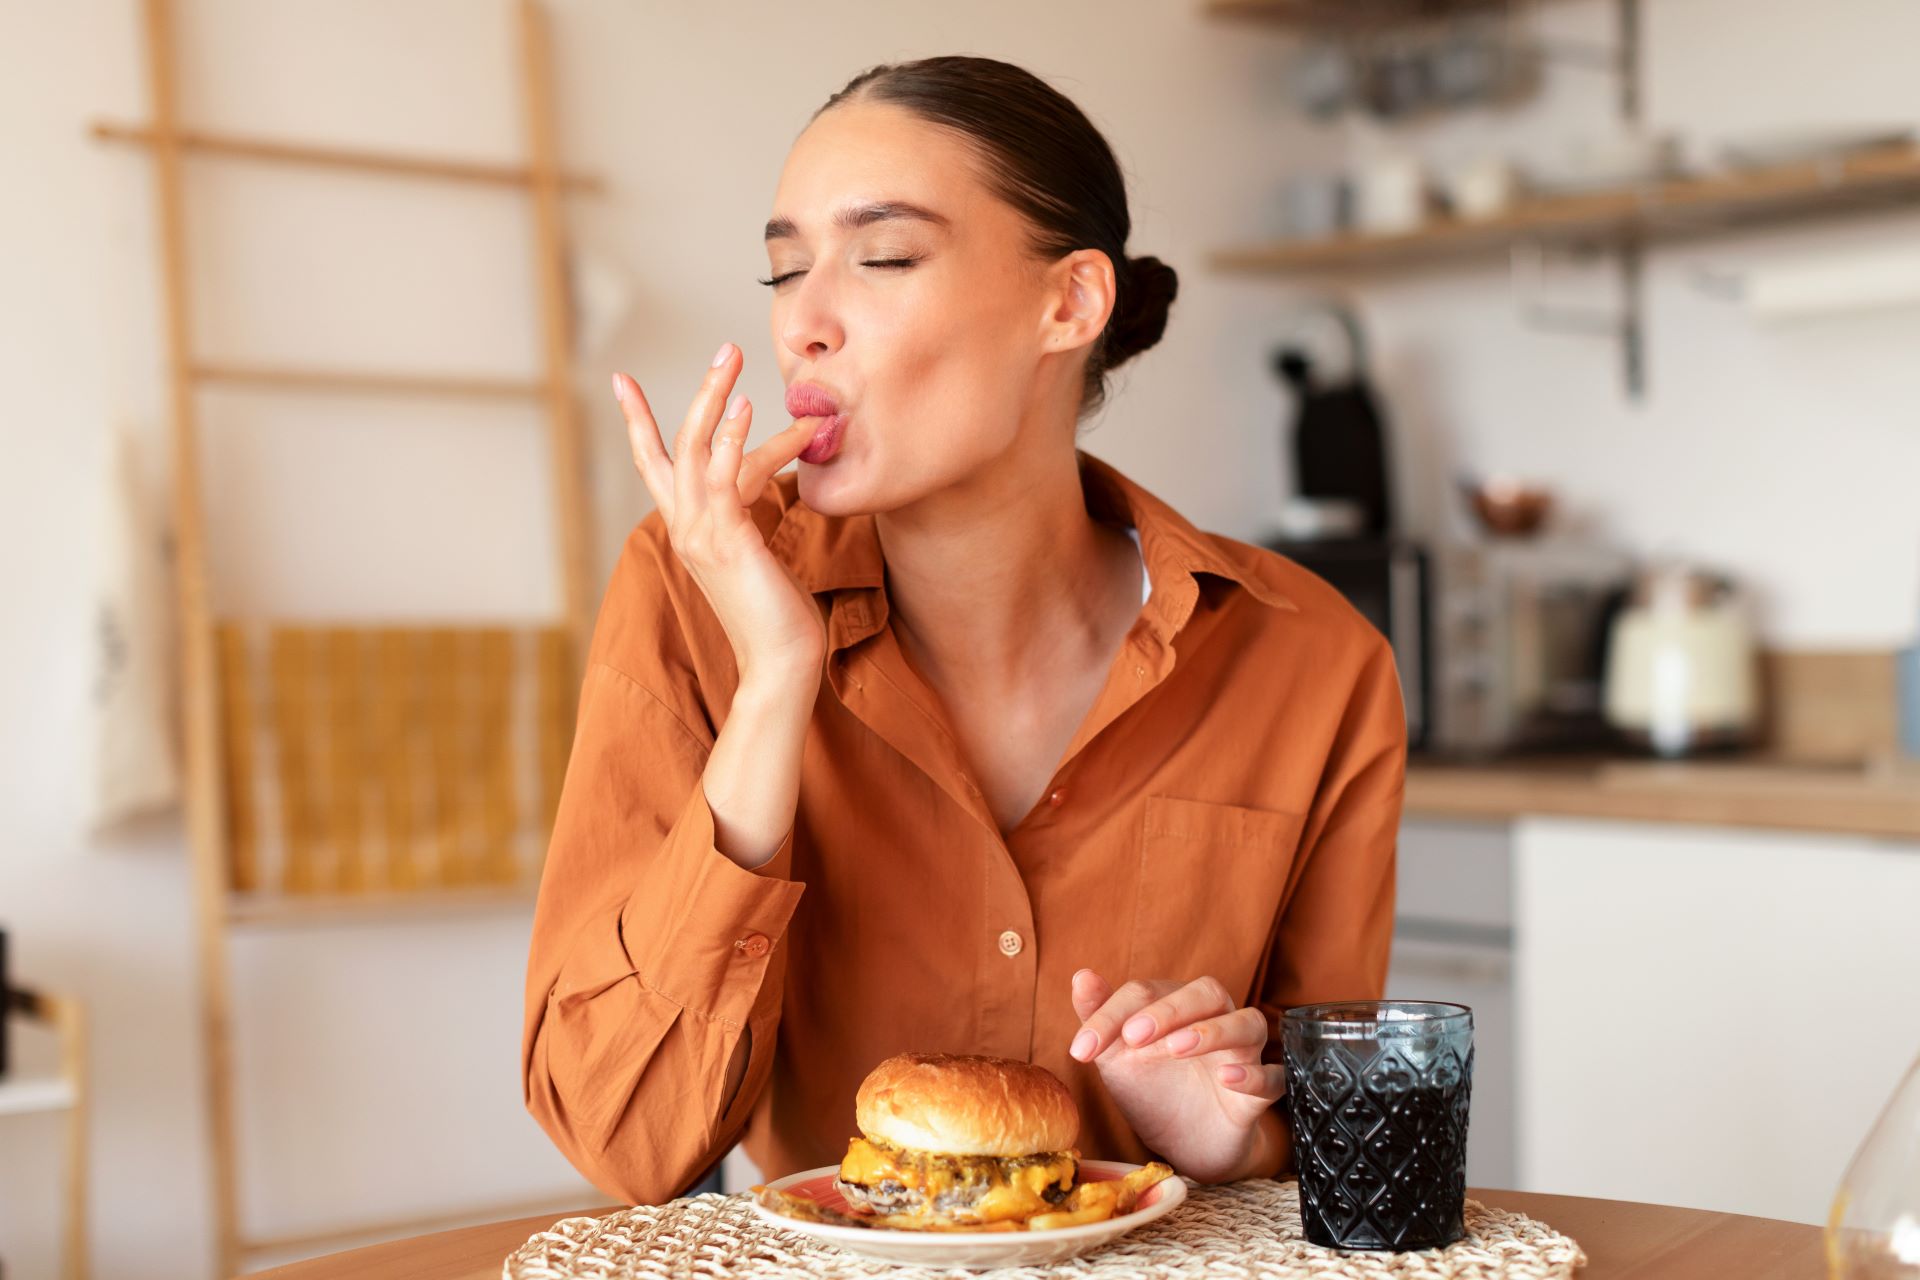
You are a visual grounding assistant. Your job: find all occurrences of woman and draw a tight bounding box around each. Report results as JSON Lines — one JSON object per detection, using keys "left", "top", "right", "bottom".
{"left": 521, "top": 55, "right": 1406, "bottom": 1207}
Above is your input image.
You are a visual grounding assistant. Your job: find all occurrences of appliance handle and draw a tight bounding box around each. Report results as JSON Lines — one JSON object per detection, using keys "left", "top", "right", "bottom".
{"left": 1332, "top": 300, "right": 1370, "bottom": 376}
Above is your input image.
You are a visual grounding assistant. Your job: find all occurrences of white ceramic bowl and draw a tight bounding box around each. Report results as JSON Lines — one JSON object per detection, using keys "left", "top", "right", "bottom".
{"left": 747, "top": 1158, "right": 1189, "bottom": 1270}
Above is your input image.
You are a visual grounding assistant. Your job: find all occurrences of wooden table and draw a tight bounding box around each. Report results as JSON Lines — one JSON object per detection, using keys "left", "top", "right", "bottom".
{"left": 242, "top": 1188, "right": 1825, "bottom": 1278}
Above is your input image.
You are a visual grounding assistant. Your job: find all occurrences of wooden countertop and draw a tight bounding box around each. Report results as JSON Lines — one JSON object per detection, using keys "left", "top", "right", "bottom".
{"left": 1406, "top": 753, "right": 1920, "bottom": 840}
{"left": 242, "top": 1188, "right": 1825, "bottom": 1279}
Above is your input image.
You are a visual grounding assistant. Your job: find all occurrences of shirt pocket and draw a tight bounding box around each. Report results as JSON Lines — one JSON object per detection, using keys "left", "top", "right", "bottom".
{"left": 1126, "top": 795, "right": 1308, "bottom": 998}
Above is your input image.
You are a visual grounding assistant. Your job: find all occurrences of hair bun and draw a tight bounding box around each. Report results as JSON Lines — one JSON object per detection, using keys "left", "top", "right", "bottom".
{"left": 1107, "top": 254, "right": 1179, "bottom": 369}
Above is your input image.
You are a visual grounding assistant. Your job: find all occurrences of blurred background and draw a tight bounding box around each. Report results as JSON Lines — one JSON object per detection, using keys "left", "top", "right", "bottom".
{"left": 4, "top": 0, "right": 1920, "bottom": 1276}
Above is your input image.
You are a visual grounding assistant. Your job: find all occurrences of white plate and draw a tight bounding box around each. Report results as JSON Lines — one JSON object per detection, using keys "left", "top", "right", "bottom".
{"left": 747, "top": 1159, "right": 1189, "bottom": 1270}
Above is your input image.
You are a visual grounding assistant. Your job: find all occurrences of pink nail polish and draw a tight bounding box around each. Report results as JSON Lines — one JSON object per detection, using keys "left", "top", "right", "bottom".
{"left": 1220, "top": 1064, "right": 1247, "bottom": 1085}
{"left": 1167, "top": 1028, "right": 1199, "bottom": 1054}
{"left": 1071, "top": 1029, "right": 1097, "bottom": 1061}
{"left": 711, "top": 341, "right": 733, "bottom": 368}
{"left": 725, "top": 393, "right": 747, "bottom": 420}
{"left": 610, "top": 373, "right": 625, "bottom": 400}
{"left": 1123, "top": 1015, "right": 1154, "bottom": 1044}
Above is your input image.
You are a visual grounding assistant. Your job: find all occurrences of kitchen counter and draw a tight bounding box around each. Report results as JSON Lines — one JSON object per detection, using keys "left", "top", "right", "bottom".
{"left": 1405, "top": 753, "right": 1920, "bottom": 840}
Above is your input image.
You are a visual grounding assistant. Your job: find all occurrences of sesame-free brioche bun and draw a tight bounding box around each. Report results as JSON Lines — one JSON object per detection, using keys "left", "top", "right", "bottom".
{"left": 855, "top": 1052, "right": 1079, "bottom": 1157}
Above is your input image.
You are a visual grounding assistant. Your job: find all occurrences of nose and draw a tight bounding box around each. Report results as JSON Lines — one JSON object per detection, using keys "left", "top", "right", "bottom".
{"left": 774, "top": 265, "right": 845, "bottom": 363}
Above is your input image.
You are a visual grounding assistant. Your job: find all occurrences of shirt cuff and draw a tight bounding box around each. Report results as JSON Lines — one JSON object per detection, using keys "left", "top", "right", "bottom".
{"left": 622, "top": 784, "right": 806, "bottom": 1025}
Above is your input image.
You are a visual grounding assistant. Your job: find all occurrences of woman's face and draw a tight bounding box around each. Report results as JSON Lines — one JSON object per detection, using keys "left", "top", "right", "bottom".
{"left": 763, "top": 100, "right": 1105, "bottom": 516}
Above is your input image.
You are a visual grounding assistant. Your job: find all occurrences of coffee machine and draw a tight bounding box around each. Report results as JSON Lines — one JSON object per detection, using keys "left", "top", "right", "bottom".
{"left": 1261, "top": 302, "right": 1431, "bottom": 749}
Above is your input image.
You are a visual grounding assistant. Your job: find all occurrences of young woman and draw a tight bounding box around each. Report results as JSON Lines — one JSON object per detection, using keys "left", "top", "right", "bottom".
{"left": 521, "top": 55, "right": 1406, "bottom": 1207}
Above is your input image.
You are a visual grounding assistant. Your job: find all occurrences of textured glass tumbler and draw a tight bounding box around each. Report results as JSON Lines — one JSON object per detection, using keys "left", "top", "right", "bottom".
{"left": 1281, "top": 1000, "right": 1474, "bottom": 1251}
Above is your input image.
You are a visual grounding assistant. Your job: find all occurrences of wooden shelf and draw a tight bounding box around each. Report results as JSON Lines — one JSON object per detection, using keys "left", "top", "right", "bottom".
{"left": 193, "top": 362, "right": 548, "bottom": 400}
{"left": 1203, "top": 0, "right": 1542, "bottom": 29}
{"left": 0, "top": 1076, "right": 78, "bottom": 1117}
{"left": 1210, "top": 143, "right": 1920, "bottom": 274}
{"left": 89, "top": 120, "right": 604, "bottom": 193}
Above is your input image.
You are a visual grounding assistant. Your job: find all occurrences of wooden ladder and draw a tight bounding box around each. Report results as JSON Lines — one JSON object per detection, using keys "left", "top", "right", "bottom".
{"left": 90, "top": 1, "right": 601, "bottom": 1272}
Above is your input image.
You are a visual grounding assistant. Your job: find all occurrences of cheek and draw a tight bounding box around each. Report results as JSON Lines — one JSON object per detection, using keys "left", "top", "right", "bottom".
{"left": 883, "top": 284, "right": 1033, "bottom": 424}
{"left": 834, "top": 262, "right": 1042, "bottom": 495}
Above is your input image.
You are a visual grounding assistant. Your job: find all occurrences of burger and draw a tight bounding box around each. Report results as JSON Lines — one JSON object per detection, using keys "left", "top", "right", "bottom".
{"left": 832, "top": 1052, "right": 1082, "bottom": 1227}
{"left": 749, "top": 1051, "right": 1174, "bottom": 1234}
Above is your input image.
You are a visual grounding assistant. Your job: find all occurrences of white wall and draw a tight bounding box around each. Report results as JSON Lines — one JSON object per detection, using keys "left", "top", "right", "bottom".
{"left": 4, "top": 0, "right": 1918, "bottom": 1276}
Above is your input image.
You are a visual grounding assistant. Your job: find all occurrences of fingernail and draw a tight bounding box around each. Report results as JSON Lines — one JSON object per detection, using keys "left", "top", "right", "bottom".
{"left": 1166, "top": 1028, "right": 1199, "bottom": 1054}
{"left": 725, "top": 393, "right": 747, "bottom": 419}
{"left": 711, "top": 341, "right": 734, "bottom": 368}
{"left": 610, "top": 372, "right": 625, "bottom": 400}
{"left": 1123, "top": 1015, "right": 1155, "bottom": 1045}
{"left": 1070, "top": 1028, "right": 1097, "bottom": 1061}
{"left": 1220, "top": 1064, "right": 1247, "bottom": 1085}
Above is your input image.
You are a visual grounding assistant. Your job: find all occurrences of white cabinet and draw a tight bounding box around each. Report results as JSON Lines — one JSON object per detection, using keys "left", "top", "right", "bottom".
{"left": 1387, "top": 934, "right": 1516, "bottom": 1190}
{"left": 1513, "top": 817, "right": 1920, "bottom": 1225}
{"left": 1390, "top": 819, "right": 1517, "bottom": 1190}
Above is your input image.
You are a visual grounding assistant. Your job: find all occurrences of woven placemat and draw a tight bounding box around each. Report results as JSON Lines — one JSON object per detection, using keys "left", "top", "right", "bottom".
{"left": 501, "top": 1179, "right": 1588, "bottom": 1278}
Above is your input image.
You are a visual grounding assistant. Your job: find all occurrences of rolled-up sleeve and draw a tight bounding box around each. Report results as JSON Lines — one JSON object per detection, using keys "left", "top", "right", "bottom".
{"left": 521, "top": 525, "right": 807, "bottom": 1206}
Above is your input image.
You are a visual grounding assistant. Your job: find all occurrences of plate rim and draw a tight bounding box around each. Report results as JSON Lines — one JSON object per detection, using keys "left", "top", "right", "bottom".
{"left": 746, "top": 1157, "right": 1188, "bottom": 1246}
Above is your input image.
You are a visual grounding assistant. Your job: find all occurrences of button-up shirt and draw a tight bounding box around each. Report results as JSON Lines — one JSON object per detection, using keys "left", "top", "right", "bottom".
{"left": 521, "top": 449, "right": 1407, "bottom": 1206}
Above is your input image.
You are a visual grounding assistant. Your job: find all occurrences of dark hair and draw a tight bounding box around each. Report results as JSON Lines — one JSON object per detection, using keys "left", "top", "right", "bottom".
{"left": 813, "top": 56, "right": 1179, "bottom": 421}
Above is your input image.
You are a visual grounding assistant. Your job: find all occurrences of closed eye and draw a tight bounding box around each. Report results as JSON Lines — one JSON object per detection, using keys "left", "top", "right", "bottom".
{"left": 756, "top": 257, "right": 922, "bottom": 287}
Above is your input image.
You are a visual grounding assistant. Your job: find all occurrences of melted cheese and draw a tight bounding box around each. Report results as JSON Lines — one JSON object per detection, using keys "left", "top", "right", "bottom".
{"left": 971, "top": 1159, "right": 1076, "bottom": 1222}
{"left": 839, "top": 1138, "right": 898, "bottom": 1186}
{"left": 838, "top": 1139, "right": 1077, "bottom": 1224}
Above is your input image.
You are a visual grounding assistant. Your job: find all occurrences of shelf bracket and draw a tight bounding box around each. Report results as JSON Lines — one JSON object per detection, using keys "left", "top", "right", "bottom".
{"left": 1509, "top": 235, "right": 1646, "bottom": 401}
{"left": 1529, "top": 0, "right": 1640, "bottom": 122}
{"left": 1502, "top": 0, "right": 1646, "bottom": 400}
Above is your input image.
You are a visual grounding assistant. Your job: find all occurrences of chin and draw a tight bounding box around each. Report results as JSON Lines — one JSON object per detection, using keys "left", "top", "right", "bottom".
{"left": 794, "top": 456, "right": 877, "bottom": 517}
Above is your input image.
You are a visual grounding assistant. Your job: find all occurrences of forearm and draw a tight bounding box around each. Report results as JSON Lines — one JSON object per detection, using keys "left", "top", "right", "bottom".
{"left": 703, "top": 666, "right": 818, "bottom": 869}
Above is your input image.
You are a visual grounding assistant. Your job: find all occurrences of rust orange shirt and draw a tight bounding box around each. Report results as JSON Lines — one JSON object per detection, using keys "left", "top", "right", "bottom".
{"left": 521, "top": 449, "right": 1407, "bottom": 1206}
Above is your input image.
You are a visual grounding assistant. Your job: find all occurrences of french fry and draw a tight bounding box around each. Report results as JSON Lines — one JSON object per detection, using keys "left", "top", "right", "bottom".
{"left": 1027, "top": 1202, "right": 1116, "bottom": 1231}
{"left": 1113, "top": 1161, "right": 1176, "bottom": 1214}
{"left": 750, "top": 1185, "right": 874, "bottom": 1229}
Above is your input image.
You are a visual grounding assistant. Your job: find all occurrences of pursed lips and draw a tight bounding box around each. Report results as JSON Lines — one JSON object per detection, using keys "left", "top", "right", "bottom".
{"left": 785, "top": 383, "right": 844, "bottom": 419}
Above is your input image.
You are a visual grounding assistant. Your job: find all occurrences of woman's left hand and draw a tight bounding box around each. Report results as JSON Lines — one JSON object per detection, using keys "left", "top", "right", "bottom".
{"left": 1068, "top": 969, "right": 1289, "bottom": 1184}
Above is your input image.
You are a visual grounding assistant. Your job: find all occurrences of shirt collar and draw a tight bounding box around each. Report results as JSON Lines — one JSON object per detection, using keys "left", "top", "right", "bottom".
{"left": 765, "top": 449, "right": 1297, "bottom": 629}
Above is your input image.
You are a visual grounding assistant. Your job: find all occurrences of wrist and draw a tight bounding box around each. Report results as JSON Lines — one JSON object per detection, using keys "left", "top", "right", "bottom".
{"left": 738, "top": 651, "right": 823, "bottom": 699}
{"left": 1225, "top": 1108, "right": 1292, "bottom": 1183}
{"left": 734, "top": 664, "right": 820, "bottom": 715}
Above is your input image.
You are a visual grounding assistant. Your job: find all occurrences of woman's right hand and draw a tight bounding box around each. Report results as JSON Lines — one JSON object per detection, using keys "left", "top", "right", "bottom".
{"left": 613, "top": 342, "right": 827, "bottom": 685}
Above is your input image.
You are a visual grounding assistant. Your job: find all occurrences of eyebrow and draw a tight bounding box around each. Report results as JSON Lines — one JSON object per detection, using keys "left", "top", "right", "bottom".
{"left": 764, "top": 200, "right": 952, "bottom": 243}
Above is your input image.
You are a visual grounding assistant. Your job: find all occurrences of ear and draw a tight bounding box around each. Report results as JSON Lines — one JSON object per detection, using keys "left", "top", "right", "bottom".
{"left": 1039, "top": 249, "right": 1116, "bottom": 358}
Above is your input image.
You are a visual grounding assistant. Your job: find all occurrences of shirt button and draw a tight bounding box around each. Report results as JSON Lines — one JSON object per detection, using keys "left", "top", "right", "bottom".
{"left": 1047, "top": 787, "right": 1066, "bottom": 808}
{"left": 734, "top": 933, "right": 770, "bottom": 959}
{"left": 997, "top": 930, "right": 1024, "bottom": 957}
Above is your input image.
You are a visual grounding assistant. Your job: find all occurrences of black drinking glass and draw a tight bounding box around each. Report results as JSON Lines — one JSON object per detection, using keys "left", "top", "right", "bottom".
{"left": 1280, "top": 1000, "right": 1474, "bottom": 1251}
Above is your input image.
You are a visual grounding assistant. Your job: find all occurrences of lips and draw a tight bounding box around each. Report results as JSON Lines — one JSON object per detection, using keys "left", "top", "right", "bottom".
{"left": 785, "top": 380, "right": 849, "bottom": 464}
{"left": 785, "top": 382, "right": 842, "bottom": 419}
